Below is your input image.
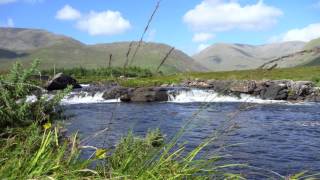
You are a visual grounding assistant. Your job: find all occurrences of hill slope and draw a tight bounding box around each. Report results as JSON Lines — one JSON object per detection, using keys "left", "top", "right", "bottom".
{"left": 0, "top": 28, "right": 206, "bottom": 74}
{"left": 193, "top": 42, "right": 306, "bottom": 71}
{"left": 258, "top": 38, "right": 320, "bottom": 69}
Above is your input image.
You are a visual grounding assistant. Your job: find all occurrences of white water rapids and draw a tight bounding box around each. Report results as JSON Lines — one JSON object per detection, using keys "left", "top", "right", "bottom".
{"left": 58, "top": 88, "right": 286, "bottom": 105}
{"left": 26, "top": 85, "right": 313, "bottom": 105}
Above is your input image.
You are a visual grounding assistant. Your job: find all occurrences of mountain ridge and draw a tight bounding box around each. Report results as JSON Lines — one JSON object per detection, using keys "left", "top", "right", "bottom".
{"left": 0, "top": 27, "right": 206, "bottom": 73}
{"left": 192, "top": 40, "right": 320, "bottom": 71}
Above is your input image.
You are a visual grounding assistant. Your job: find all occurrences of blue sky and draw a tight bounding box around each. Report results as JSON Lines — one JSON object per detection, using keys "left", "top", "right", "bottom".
{"left": 0, "top": 0, "right": 320, "bottom": 54}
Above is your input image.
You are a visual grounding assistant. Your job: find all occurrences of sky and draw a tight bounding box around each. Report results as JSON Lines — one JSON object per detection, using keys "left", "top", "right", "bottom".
{"left": 0, "top": 0, "right": 320, "bottom": 55}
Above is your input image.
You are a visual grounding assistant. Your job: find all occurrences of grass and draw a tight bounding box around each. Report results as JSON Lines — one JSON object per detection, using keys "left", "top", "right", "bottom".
{"left": 0, "top": 122, "right": 243, "bottom": 179}
{"left": 0, "top": 124, "right": 96, "bottom": 179}
{"left": 101, "top": 66, "right": 320, "bottom": 87}
{"left": 41, "top": 66, "right": 153, "bottom": 78}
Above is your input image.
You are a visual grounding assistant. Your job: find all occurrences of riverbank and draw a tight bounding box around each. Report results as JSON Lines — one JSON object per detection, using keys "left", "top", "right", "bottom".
{"left": 72, "top": 65, "right": 320, "bottom": 87}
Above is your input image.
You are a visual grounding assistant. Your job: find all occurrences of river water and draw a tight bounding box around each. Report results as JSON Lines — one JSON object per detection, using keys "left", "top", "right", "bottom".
{"left": 62, "top": 89, "right": 320, "bottom": 178}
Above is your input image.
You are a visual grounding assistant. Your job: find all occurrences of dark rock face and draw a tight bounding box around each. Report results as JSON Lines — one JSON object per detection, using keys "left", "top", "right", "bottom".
{"left": 120, "top": 87, "right": 169, "bottom": 102}
{"left": 260, "top": 82, "right": 288, "bottom": 100}
{"left": 46, "top": 73, "right": 81, "bottom": 91}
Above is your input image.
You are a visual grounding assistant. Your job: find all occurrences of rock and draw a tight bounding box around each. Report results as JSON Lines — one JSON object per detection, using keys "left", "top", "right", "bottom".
{"left": 181, "top": 79, "right": 320, "bottom": 102}
{"left": 121, "top": 87, "right": 169, "bottom": 102}
{"left": 260, "top": 82, "right": 288, "bottom": 100}
{"left": 46, "top": 73, "right": 81, "bottom": 91}
{"left": 207, "top": 80, "right": 233, "bottom": 93}
{"left": 102, "top": 87, "right": 130, "bottom": 100}
{"left": 186, "top": 80, "right": 212, "bottom": 88}
{"left": 120, "top": 93, "right": 131, "bottom": 102}
{"left": 230, "top": 81, "right": 256, "bottom": 93}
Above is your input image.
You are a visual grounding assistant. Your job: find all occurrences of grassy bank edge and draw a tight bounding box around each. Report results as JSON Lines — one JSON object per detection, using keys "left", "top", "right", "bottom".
{"left": 73, "top": 66, "right": 320, "bottom": 87}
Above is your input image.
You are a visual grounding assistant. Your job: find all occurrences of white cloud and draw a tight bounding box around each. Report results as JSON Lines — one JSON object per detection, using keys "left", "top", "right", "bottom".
{"left": 56, "top": 5, "right": 81, "bottom": 20}
{"left": 183, "top": 0, "right": 283, "bottom": 32}
{"left": 76, "top": 10, "right": 131, "bottom": 36}
{"left": 197, "top": 43, "right": 210, "bottom": 52}
{"left": 0, "top": 0, "right": 16, "bottom": 4}
{"left": 192, "top": 33, "right": 215, "bottom": 42}
{"left": 270, "top": 23, "right": 320, "bottom": 42}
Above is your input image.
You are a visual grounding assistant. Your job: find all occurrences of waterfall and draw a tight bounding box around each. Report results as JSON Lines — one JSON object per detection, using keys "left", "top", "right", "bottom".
{"left": 167, "top": 89, "right": 284, "bottom": 104}
{"left": 61, "top": 91, "right": 120, "bottom": 105}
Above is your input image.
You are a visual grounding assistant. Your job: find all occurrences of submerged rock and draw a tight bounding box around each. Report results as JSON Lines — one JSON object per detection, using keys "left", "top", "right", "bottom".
{"left": 46, "top": 73, "right": 81, "bottom": 91}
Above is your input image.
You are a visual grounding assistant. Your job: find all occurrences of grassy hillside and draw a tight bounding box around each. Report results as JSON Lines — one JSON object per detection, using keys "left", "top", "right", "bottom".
{"left": 304, "top": 37, "right": 320, "bottom": 50}
{"left": 193, "top": 42, "right": 306, "bottom": 71}
{"left": 0, "top": 28, "right": 206, "bottom": 74}
{"left": 0, "top": 27, "right": 83, "bottom": 51}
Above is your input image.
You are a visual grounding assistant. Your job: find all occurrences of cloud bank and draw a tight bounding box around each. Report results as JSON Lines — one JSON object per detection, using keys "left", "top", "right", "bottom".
{"left": 270, "top": 23, "right": 320, "bottom": 42}
{"left": 183, "top": 0, "right": 283, "bottom": 32}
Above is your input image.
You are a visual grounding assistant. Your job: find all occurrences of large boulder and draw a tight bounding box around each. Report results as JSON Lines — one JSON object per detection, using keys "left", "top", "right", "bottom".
{"left": 46, "top": 73, "right": 81, "bottom": 91}
{"left": 260, "top": 82, "right": 288, "bottom": 100}
{"left": 120, "top": 87, "right": 168, "bottom": 102}
{"left": 287, "top": 81, "right": 313, "bottom": 100}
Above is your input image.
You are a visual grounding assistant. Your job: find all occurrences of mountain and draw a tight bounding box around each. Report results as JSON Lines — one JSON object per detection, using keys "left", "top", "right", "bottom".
{"left": 0, "top": 28, "right": 83, "bottom": 51}
{"left": 193, "top": 41, "right": 306, "bottom": 71}
{"left": 258, "top": 38, "right": 320, "bottom": 69}
{"left": 0, "top": 28, "right": 206, "bottom": 73}
{"left": 304, "top": 37, "right": 320, "bottom": 50}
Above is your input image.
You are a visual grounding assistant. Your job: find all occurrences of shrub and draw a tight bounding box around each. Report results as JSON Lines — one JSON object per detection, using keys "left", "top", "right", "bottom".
{"left": 42, "top": 66, "right": 153, "bottom": 78}
{"left": 0, "top": 61, "right": 69, "bottom": 131}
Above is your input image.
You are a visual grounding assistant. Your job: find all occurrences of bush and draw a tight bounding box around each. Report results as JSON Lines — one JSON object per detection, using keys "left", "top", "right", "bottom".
{"left": 42, "top": 66, "right": 153, "bottom": 78}
{"left": 0, "top": 61, "right": 69, "bottom": 131}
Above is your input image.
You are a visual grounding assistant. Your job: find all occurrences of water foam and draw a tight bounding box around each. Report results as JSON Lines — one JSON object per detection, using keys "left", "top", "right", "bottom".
{"left": 167, "top": 89, "right": 285, "bottom": 104}
{"left": 61, "top": 92, "right": 120, "bottom": 105}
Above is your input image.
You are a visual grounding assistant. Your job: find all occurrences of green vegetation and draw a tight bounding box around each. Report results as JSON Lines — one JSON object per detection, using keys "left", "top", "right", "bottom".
{"left": 38, "top": 65, "right": 320, "bottom": 87}
{"left": 304, "top": 37, "right": 320, "bottom": 50}
{"left": 42, "top": 66, "right": 153, "bottom": 78}
{"left": 74, "top": 66, "right": 320, "bottom": 87}
{"left": 0, "top": 61, "right": 69, "bottom": 130}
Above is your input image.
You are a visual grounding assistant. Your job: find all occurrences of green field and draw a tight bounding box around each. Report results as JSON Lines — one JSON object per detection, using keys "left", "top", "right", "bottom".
{"left": 69, "top": 66, "right": 320, "bottom": 87}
